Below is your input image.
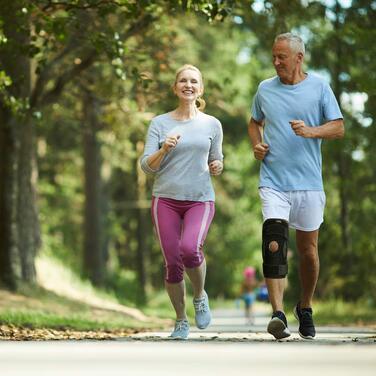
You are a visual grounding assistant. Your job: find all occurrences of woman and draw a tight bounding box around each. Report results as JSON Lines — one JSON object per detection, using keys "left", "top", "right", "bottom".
{"left": 140, "top": 64, "right": 223, "bottom": 339}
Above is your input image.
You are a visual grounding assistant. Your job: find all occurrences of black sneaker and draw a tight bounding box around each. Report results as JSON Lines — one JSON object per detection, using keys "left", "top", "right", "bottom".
{"left": 294, "top": 303, "right": 316, "bottom": 339}
{"left": 267, "top": 310, "right": 291, "bottom": 339}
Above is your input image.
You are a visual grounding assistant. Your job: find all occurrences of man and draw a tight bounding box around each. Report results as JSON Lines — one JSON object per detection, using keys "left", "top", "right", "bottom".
{"left": 248, "top": 33, "right": 344, "bottom": 340}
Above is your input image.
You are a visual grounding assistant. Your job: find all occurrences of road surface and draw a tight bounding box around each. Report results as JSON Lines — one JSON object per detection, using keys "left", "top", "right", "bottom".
{"left": 0, "top": 305, "right": 375, "bottom": 376}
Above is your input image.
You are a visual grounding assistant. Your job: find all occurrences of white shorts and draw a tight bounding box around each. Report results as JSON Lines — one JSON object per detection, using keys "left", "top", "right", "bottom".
{"left": 259, "top": 187, "right": 326, "bottom": 231}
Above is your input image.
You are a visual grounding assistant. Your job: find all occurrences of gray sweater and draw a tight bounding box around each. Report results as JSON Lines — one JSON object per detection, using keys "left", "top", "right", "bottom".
{"left": 140, "top": 112, "right": 223, "bottom": 202}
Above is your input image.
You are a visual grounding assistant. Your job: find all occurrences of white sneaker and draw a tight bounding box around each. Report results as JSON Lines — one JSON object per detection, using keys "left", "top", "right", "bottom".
{"left": 170, "top": 319, "right": 189, "bottom": 339}
{"left": 193, "top": 291, "right": 211, "bottom": 329}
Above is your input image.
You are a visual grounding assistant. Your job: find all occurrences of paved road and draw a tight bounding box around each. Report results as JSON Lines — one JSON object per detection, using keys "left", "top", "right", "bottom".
{"left": 133, "top": 305, "right": 375, "bottom": 343}
{"left": 1, "top": 306, "right": 375, "bottom": 376}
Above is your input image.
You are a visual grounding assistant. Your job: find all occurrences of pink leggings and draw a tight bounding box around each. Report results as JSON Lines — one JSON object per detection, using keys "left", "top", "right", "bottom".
{"left": 151, "top": 196, "right": 215, "bottom": 283}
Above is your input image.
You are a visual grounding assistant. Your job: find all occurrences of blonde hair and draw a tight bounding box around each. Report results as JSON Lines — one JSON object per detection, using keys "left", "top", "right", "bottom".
{"left": 174, "top": 64, "right": 206, "bottom": 111}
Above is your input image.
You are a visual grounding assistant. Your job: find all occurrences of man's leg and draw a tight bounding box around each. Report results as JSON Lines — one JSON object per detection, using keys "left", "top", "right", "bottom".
{"left": 263, "top": 219, "right": 290, "bottom": 339}
{"left": 258, "top": 188, "right": 291, "bottom": 339}
{"left": 296, "top": 229, "right": 319, "bottom": 308}
{"left": 265, "top": 277, "right": 286, "bottom": 312}
{"left": 294, "top": 229, "right": 319, "bottom": 339}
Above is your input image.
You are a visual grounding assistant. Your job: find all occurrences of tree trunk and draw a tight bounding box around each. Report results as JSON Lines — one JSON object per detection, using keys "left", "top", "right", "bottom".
{"left": 17, "top": 116, "right": 39, "bottom": 282}
{"left": 0, "top": 3, "right": 38, "bottom": 288}
{"left": 0, "top": 108, "right": 21, "bottom": 289}
{"left": 82, "top": 91, "right": 105, "bottom": 286}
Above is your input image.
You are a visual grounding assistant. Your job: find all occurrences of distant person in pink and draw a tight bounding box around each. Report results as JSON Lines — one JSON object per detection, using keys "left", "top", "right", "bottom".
{"left": 140, "top": 64, "right": 223, "bottom": 339}
{"left": 240, "top": 266, "right": 258, "bottom": 324}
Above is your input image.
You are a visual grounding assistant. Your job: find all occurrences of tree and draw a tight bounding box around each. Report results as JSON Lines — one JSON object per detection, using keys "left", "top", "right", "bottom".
{"left": 230, "top": 0, "right": 376, "bottom": 301}
{"left": 308, "top": 0, "right": 376, "bottom": 300}
{"left": 0, "top": 0, "right": 233, "bottom": 288}
{"left": 82, "top": 87, "right": 106, "bottom": 286}
{"left": 0, "top": 1, "right": 39, "bottom": 288}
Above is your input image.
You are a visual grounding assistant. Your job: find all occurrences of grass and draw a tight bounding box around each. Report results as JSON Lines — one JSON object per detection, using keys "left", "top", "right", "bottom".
{"left": 0, "top": 311, "right": 134, "bottom": 331}
{"left": 1, "top": 254, "right": 374, "bottom": 333}
{"left": 0, "top": 255, "right": 171, "bottom": 335}
{"left": 0, "top": 286, "right": 163, "bottom": 333}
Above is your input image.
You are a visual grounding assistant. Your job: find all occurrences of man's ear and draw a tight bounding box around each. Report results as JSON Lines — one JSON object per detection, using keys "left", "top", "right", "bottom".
{"left": 297, "top": 52, "right": 304, "bottom": 63}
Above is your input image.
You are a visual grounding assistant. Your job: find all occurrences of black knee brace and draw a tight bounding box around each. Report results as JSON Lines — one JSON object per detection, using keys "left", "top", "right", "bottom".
{"left": 262, "top": 218, "right": 289, "bottom": 278}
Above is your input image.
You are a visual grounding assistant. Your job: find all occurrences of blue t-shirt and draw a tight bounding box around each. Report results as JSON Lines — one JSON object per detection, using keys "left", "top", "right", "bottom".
{"left": 140, "top": 112, "right": 223, "bottom": 202}
{"left": 251, "top": 73, "right": 343, "bottom": 191}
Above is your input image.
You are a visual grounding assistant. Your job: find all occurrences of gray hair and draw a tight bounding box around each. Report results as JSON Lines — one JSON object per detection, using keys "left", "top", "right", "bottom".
{"left": 274, "top": 33, "right": 305, "bottom": 55}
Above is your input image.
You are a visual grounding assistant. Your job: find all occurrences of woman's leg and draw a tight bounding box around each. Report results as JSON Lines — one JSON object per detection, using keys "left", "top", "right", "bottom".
{"left": 165, "top": 280, "right": 186, "bottom": 320}
{"left": 151, "top": 197, "right": 185, "bottom": 319}
{"left": 180, "top": 201, "right": 215, "bottom": 298}
{"left": 185, "top": 259, "right": 206, "bottom": 299}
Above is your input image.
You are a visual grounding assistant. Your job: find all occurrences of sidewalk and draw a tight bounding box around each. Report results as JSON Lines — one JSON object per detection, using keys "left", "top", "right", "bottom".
{"left": 129, "top": 303, "right": 376, "bottom": 344}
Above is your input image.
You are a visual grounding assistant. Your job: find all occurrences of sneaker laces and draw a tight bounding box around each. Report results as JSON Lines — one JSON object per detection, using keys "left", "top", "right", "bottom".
{"left": 193, "top": 297, "right": 208, "bottom": 313}
{"left": 300, "top": 310, "right": 314, "bottom": 328}
{"left": 175, "top": 320, "right": 189, "bottom": 331}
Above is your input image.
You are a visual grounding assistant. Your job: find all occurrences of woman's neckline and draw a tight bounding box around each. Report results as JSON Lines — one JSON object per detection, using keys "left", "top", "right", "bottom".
{"left": 167, "top": 110, "right": 201, "bottom": 123}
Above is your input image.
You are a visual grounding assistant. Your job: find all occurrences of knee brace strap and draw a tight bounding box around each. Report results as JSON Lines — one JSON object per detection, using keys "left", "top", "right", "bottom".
{"left": 262, "top": 218, "right": 289, "bottom": 279}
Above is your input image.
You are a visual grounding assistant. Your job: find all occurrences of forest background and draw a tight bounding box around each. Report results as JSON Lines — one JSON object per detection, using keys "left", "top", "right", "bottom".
{"left": 0, "top": 0, "right": 374, "bottom": 321}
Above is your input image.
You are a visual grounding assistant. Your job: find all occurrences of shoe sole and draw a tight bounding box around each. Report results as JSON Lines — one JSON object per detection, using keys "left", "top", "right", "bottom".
{"left": 267, "top": 317, "right": 291, "bottom": 340}
{"left": 196, "top": 316, "right": 211, "bottom": 330}
{"left": 293, "top": 306, "right": 315, "bottom": 340}
{"left": 196, "top": 310, "right": 211, "bottom": 329}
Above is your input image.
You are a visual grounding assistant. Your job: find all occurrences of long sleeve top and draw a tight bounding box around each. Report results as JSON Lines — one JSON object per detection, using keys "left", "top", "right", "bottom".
{"left": 140, "top": 111, "right": 223, "bottom": 202}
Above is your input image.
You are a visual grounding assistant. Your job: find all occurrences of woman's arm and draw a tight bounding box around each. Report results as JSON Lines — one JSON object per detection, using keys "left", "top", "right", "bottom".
{"left": 209, "top": 120, "right": 224, "bottom": 175}
{"left": 209, "top": 160, "right": 223, "bottom": 175}
{"left": 146, "top": 134, "right": 181, "bottom": 171}
{"left": 140, "top": 118, "right": 180, "bottom": 174}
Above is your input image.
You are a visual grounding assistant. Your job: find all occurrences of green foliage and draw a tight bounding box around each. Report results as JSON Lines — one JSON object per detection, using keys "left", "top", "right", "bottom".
{"left": 230, "top": 0, "right": 376, "bottom": 303}
{"left": 1, "top": 0, "right": 374, "bottom": 305}
{"left": 206, "top": 141, "right": 263, "bottom": 298}
{"left": 306, "top": 1, "right": 376, "bottom": 303}
{"left": 0, "top": 281, "right": 153, "bottom": 331}
{"left": 0, "top": 310, "right": 134, "bottom": 331}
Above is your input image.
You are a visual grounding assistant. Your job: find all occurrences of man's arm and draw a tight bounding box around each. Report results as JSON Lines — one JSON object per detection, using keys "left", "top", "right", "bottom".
{"left": 248, "top": 117, "right": 269, "bottom": 160}
{"left": 290, "top": 119, "right": 345, "bottom": 139}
